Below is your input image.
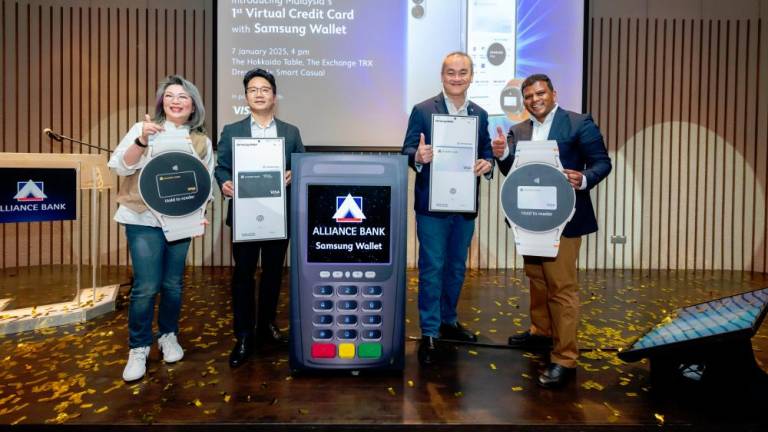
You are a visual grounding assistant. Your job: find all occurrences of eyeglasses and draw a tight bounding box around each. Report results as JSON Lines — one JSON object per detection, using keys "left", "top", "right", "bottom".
{"left": 163, "top": 93, "right": 191, "bottom": 102}
{"left": 246, "top": 87, "right": 274, "bottom": 96}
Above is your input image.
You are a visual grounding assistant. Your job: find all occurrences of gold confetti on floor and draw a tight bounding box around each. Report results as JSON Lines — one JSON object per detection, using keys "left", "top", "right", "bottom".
{"left": 10, "top": 415, "right": 27, "bottom": 425}
{"left": 581, "top": 380, "right": 605, "bottom": 391}
{"left": 0, "top": 269, "right": 765, "bottom": 426}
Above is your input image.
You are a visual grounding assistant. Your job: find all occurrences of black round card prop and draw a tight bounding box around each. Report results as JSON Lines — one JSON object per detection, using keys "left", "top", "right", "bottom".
{"left": 138, "top": 151, "right": 211, "bottom": 217}
{"left": 500, "top": 163, "right": 575, "bottom": 232}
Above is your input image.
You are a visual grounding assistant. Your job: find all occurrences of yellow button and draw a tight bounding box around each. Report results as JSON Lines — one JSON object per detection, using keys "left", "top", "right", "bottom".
{"left": 338, "top": 343, "right": 356, "bottom": 359}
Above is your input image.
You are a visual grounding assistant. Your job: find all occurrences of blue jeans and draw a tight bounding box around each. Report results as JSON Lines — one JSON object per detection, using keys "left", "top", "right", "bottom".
{"left": 415, "top": 214, "right": 475, "bottom": 337}
{"left": 125, "top": 224, "right": 191, "bottom": 348}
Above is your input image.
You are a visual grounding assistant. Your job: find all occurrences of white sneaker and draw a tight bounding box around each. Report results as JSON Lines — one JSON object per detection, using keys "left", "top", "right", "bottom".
{"left": 122, "top": 346, "right": 150, "bottom": 382}
{"left": 158, "top": 333, "right": 184, "bottom": 363}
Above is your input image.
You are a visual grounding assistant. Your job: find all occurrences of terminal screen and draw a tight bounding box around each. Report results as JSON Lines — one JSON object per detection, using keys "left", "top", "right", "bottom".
{"left": 307, "top": 185, "right": 391, "bottom": 264}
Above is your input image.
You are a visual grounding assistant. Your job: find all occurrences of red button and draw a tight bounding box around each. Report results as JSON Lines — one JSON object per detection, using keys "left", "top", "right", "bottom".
{"left": 311, "top": 343, "right": 336, "bottom": 358}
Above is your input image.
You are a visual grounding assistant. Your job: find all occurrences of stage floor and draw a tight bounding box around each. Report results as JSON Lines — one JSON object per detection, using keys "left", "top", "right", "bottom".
{"left": 0, "top": 268, "right": 767, "bottom": 430}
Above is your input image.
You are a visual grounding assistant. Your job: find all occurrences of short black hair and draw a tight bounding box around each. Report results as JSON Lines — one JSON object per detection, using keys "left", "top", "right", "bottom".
{"left": 243, "top": 68, "right": 276, "bottom": 94}
{"left": 521, "top": 74, "right": 554, "bottom": 93}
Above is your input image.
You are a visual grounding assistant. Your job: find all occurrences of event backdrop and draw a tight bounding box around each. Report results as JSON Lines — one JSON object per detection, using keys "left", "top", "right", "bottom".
{"left": 0, "top": 0, "right": 766, "bottom": 272}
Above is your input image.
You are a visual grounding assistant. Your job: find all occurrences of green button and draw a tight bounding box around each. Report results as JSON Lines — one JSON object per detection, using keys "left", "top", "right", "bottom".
{"left": 358, "top": 343, "right": 382, "bottom": 359}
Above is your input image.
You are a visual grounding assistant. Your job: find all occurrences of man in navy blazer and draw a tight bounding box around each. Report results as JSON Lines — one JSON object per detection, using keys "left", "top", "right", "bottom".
{"left": 492, "top": 73, "right": 611, "bottom": 388}
{"left": 214, "top": 68, "right": 305, "bottom": 368}
{"left": 402, "top": 52, "right": 494, "bottom": 366}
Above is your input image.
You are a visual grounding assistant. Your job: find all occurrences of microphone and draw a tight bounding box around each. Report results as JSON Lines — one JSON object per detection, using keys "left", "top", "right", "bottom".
{"left": 43, "top": 128, "right": 113, "bottom": 153}
{"left": 43, "top": 128, "right": 64, "bottom": 142}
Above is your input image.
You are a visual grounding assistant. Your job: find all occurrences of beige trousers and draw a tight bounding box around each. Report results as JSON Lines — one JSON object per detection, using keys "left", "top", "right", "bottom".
{"left": 523, "top": 236, "right": 582, "bottom": 368}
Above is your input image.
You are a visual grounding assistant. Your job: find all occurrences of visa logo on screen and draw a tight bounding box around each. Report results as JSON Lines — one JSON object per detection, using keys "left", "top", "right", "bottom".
{"left": 233, "top": 106, "right": 250, "bottom": 115}
{"left": 333, "top": 194, "right": 365, "bottom": 223}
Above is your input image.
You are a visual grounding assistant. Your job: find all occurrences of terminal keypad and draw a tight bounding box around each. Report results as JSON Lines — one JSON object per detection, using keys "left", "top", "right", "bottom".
{"left": 310, "top": 280, "right": 384, "bottom": 360}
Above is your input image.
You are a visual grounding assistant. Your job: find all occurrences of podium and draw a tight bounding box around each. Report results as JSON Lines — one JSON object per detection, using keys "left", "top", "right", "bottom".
{"left": 0, "top": 152, "right": 118, "bottom": 334}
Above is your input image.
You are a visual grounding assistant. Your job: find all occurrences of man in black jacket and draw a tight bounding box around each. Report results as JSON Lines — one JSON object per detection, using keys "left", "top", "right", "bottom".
{"left": 215, "top": 68, "right": 305, "bottom": 367}
{"left": 402, "top": 52, "right": 494, "bottom": 365}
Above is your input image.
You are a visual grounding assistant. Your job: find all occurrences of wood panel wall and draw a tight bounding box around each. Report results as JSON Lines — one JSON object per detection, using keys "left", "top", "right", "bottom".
{"left": 585, "top": 16, "right": 767, "bottom": 272}
{"left": 0, "top": 0, "right": 215, "bottom": 269}
{"left": 0, "top": 0, "right": 765, "bottom": 271}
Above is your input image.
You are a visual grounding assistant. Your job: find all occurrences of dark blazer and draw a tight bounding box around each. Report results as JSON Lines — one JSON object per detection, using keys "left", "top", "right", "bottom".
{"left": 497, "top": 107, "right": 611, "bottom": 237}
{"left": 214, "top": 116, "right": 305, "bottom": 226}
{"left": 401, "top": 92, "right": 494, "bottom": 219}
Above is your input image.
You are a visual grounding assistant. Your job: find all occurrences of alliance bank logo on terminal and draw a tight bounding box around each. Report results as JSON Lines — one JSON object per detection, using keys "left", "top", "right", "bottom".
{"left": 15, "top": 180, "right": 47, "bottom": 202}
{"left": 333, "top": 194, "right": 365, "bottom": 223}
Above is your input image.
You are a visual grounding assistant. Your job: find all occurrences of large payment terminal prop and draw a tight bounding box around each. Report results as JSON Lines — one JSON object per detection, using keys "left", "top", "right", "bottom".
{"left": 500, "top": 141, "right": 575, "bottom": 257}
{"left": 290, "top": 154, "right": 407, "bottom": 372}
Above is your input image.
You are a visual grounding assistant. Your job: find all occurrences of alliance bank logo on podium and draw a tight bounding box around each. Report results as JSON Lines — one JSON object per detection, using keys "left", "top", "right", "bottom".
{"left": 0, "top": 168, "right": 76, "bottom": 223}
{"left": 14, "top": 180, "right": 47, "bottom": 202}
{"left": 333, "top": 194, "right": 365, "bottom": 223}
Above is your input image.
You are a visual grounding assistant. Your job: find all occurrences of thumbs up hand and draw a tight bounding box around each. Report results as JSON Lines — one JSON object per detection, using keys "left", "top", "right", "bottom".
{"left": 139, "top": 114, "right": 164, "bottom": 145}
{"left": 491, "top": 125, "right": 507, "bottom": 158}
{"left": 415, "top": 133, "right": 433, "bottom": 164}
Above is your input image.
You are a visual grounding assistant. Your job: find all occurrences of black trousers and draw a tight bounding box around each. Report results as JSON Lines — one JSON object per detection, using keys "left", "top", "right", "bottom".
{"left": 231, "top": 239, "right": 289, "bottom": 338}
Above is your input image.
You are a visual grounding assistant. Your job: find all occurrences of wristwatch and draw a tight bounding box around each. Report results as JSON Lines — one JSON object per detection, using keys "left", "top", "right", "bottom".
{"left": 137, "top": 132, "right": 211, "bottom": 242}
{"left": 499, "top": 140, "right": 575, "bottom": 257}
